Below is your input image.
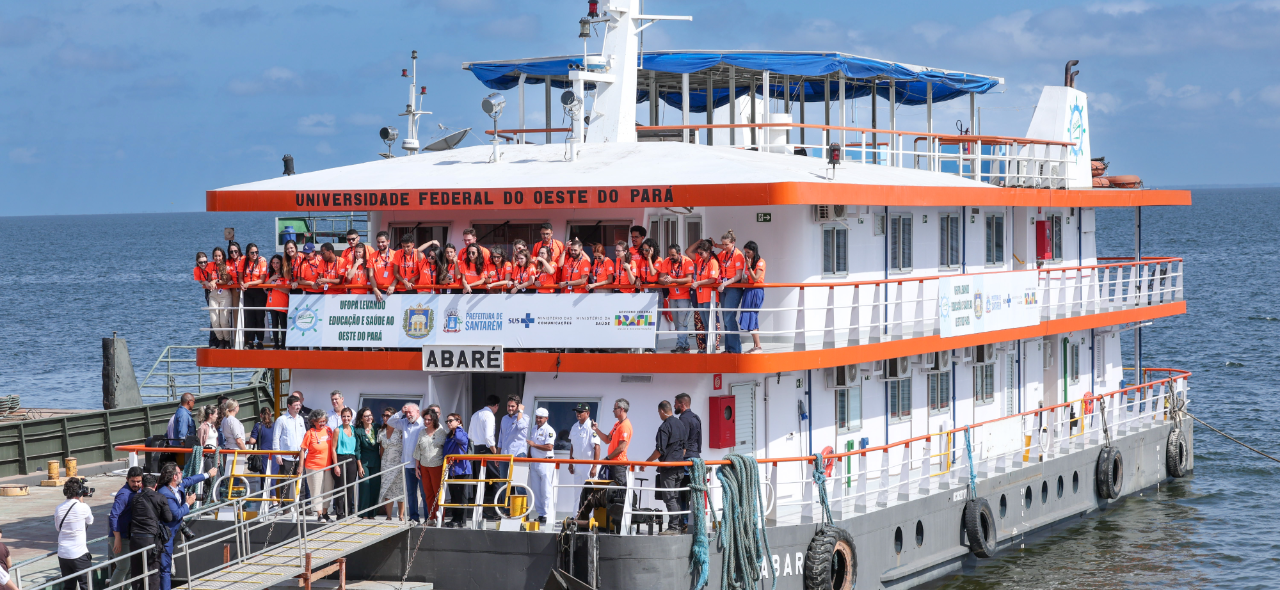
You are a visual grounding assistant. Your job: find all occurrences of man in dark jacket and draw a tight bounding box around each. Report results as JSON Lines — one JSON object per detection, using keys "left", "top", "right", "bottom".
{"left": 157, "top": 464, "right": 213, "bottom": 590}
{"left": 642, "top": 400, "right": 688, "bottom": 535}
{"left": 129, "top": 475, "right": 173, "bottom": 590}
{"left": 674, "top": 393, "right": 702, "bottom": 528}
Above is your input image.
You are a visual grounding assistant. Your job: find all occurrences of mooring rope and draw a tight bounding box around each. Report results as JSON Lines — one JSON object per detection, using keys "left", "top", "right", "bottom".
{"left": 963, "top": 429, "right": 977, "bottom": 501}
{"left": 811, "top": 451, "right": 833, "bottom": 525}
{"left": 1187, "top": 412, "right": 1280, "bottom": 465}
{"left": 689, "top": 458, "right": 713, "bottom": 590}
{"left": 715, "top": 454, "right": 775, "bottom": 590}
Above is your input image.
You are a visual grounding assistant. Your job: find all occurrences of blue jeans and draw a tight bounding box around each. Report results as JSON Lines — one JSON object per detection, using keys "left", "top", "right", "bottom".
{"left": 404, "top": 466, "right": 429, "bottom": 521}
{"left": 719, "top": 287, "right": 742, "bottom": 353}
{"left": 669, "top": 298, "right": 692, "bottom": 348}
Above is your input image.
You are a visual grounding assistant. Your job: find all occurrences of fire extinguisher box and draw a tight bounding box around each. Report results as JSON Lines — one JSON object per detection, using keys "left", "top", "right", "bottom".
{"left": 1035, "top": 220, "right": 1053, "bottom": 261}
{"left": 708, "top": 395, "right": 736, "bottom": 449}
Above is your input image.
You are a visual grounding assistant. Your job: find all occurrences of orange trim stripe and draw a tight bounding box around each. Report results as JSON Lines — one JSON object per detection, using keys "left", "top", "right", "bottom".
{"left": 197, "top": 301, "right": 1184, "bottom": 374}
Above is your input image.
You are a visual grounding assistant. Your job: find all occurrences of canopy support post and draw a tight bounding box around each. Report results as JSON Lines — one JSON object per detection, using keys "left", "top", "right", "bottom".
{"left": 888, "top": 81, "right": 896, "bottom": 167}
{"left": 518, "top": 72, "right": 526, "bottom": 144}
{"left": 729, "top": 66, "right": 736, "bottom": 146}
{"left": 969, "top": 93, "right": 977, "bottom": 179}
{"left": 749, "top": 74, "right": 757, "bottom": 149}
{"left": 838, "top": 72, "right": 846, "bottom": 156}
{"left": 926, "top": 81, "right": 934, "bottom": 171}
{"left": 649, "top": 70, "right": 658, "bottom": 126}
{"left": 799, "top": 77, "right": 806, "bottom": 150}
{"left": 761, "top": 70, "right": 770, "bottom": 151}
{"left": 545, "top": 80, "right": 552, "bottom": 145}
{"left": 682, "top": 72, "right": 691, "bottom": 143}
{"left": 784, "top": 74, "right": 791, "bottom": 145}
{"left": 870, "top": 80, "right": 877, "bottom": 165}
{"left": 824, "top": 74, "right": 830, "bottom": 155}
{"left": 706, "top": 71, "right": 714, "bottom": 146}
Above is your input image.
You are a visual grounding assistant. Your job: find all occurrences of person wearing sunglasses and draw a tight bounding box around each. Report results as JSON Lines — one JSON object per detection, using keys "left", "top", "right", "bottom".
{"left": 340, "top": 229, "right": 375, "bottom": 267}
{"left": 239, "top": 243, "right": 269, "bottom": 349}
{"left": 193, "top": 252, "right": 217, "bottom": 348}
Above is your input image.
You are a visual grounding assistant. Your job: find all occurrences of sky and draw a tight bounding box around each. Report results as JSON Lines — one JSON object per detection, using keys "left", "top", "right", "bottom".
{"left": 2, "top": 0, "right": 1278, "bottom": 216}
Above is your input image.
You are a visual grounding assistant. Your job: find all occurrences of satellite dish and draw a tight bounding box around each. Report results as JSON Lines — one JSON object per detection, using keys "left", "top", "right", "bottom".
{"left": 423, "top": 128, "right": 472, "bottom": 152}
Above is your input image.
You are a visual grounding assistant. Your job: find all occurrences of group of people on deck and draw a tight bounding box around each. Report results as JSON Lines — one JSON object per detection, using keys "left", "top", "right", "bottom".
{"left": 194, "top": 224, "right": 769, "bottom": 353}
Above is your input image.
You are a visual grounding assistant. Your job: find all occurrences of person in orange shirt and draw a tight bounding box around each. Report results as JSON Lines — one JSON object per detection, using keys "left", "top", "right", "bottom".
{"left": 369, "top": 231, "right": 396, "bottom": 302}
{"left": 300, "top": 409, "right": 336, "bottom": 521}
{"left": 343, "top": 245, "right": 372, "bottom": 295}
{"left": 613, "top": 241, "right": 637, "bottom": 293}
{"left": 265, "top": 255, "right": 290, "bottom": 349}
{"left": 740, "top": 241, "right": 767, "bottom": 354}
{"left": 689, "top": 240, "right": 722, "bottom": 353}
{"left": 206, "top": 247, "right": 237, "bottom": 348}
{"left": 531, "top": 246, "right": 558, "bottom": 294}
{"left": 486, "top": 248, "right": 514, "bottom": 293}
{"left": 314, "top": 243, "right": 348, "bottom": 294}
{"left": 659, "top": 244, "right": 695, "bottom": 353}
{"left": 511, "top": 251, "right": 535, "bottom": 294}
{"left": 590, "top": 398, "right": 632, "bottom": 497}
{"left": 194, "top": 252, "right": 218, "bottom": 348}
{"left": 417, "top": 243, "right": 439, "bottom": 294}
{"left": 284, "top": 240, "right": 303, "bottom": 295}
{"left": 340, "top": 229, "right": 375, "bottom": 267}
{"left": 460, "top": 244, "right": 488, "bottom": 294}
{"left": 239, "top": 243, "right": 269, "bottom": 349}
{"left": 636, "top": 239, "right": 662, "bottom": 293}
{"left": 391, "top": 235, "right": 422, "bottom": 294}
{"left": 628, "top": 225, "right": 646, "bottom": 261}
{"left": 437, "top": 244, "right": 460, "bottom": 293}
{"left": 587, "top": 243, "right": 615, "bottom": 292}
{"left": 532, "top": 223, "right": 565, "bottom": 283}
{"left": 295, "top": 243, "right": 324, "bottom": 293}
{"left": 226, "top": 242, "right": 245, "bottom": 332}
{"left": 511, "top": 239, "right": 529, "bottom": 263}
{"left": 558, "top": 239, "right": 592, "bottom": 293}
{"left": 714, "top": 230, "right": 747, "bottom": 354}
{"left": 460, "top": 228, "right": 491, "bottom": 266}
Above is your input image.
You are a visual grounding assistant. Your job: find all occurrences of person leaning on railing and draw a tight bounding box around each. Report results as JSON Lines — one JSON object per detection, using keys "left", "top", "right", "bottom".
{"left": 690, "top": 240, "right": 722, "bottom": 353}
{"left": 740, "top": 240, "right": 767, "bottom": 354}
{"left": 193, "top": 252, "right": 217, "bottom": 348}
{"left": 204, "top": 247, "right": 237, "bottom": 349}
{"left": 239, "top": 243, "right": 269, "bottom": 350}
{"left": 714, "top": 230, "right": 747, "bottom": 354}
{"left": 265, "top": 255, "right": 290, "bottom": 349}
{"left": 659, "top": 244, "right": 695, "bottom": 353}
{"left": 54, "top": 478, "right": 94, "bottom": 590}
{"left": 592, "top": 399, "right": 633, "bottom": 502}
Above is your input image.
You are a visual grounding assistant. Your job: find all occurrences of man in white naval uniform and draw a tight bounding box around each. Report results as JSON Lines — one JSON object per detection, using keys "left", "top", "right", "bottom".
{"left": 566, "top": 403, "right": 601, "bottom": 512}
{"left": 527, "top": 407, "right": 557, "bottom": 524}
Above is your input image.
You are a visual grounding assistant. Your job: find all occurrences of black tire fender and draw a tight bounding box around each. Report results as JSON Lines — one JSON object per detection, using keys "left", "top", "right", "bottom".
{"left": 1166, "top": 428, "right": 1189, "bottom": 478}
{"left": 803, "top": 524, "right": 856, "bottom": 590}
{"left": 962, "top": 498, "right": 997, "bottom": 558}
{"left": 1095, "top": 447, "right": 1123, "bottom": 500}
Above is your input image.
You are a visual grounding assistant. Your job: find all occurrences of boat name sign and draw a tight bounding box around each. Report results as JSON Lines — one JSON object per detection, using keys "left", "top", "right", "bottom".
{"left": 422, "top": 345, "right": 503, "bottom": 372}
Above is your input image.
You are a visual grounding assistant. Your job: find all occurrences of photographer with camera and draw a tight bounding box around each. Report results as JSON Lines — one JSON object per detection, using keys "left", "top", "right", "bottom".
{"left": 128, "top": 474, "right": 171, "bottom": 590}
{"left": 157, "top": 463, "right": 216, "bottom": 590}
{"left": 54, "top": 477, "right": 95, "bottom": 590}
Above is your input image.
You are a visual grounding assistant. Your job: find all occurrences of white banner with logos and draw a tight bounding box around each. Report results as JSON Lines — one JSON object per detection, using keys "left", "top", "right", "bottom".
{"left": 937, "top": 271, "right": 1041, "bottom": 338}
{"left": 286, "top": 292, "right": 658, "bottom": 349}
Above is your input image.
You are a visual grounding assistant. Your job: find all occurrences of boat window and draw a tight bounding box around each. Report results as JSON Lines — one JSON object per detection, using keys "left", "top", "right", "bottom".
{"left": 1069, "top": 341, "right": 1081, "bottom": 385}
{"left": 889, "top": 214, "right": 913, "bottom": 272}
{"left": 1047, "top": 214, "right": 1064, "bottom": 262}
{"left": 823, "top": 223, "right": 848, "bottom": 276}
{"left": 927, "top": 371, "right": 950, "bottom": 415}
{"left": 836, "top": 387, "right": 861, "bottom": 433}
{"left": 939, "top": 213, "right": 961, "bottom": 269}
{"left": 533, "top": 397, "right": 601, "bottom": 453}
{"left": 684, "top": 216, "right": 702, "bottom": 252}
{"left": 974, "top": 363, "right": 996, "bottom": 405}
{"left": 473, "top": 222, "right": 543, "bottom": 260}
{"left": 985, "top": 213, "right": 1005, "bottom": 266}
{"left": 888, "top": 378, "right": 911, "bottom": 423}
{"left": 567, "top": 222, "right": 631, "bottom": 252}
{"left": 390, "top": 224, "right": 448, "bottom": 250}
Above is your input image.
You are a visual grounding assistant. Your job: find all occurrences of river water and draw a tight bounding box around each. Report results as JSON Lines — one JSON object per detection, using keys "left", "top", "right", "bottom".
{"left": 1, "top": 189, "right": 1276, "bottom": 587}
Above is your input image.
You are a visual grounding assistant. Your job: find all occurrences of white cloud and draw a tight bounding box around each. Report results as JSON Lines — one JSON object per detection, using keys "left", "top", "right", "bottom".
{"left": 297, "top": 113, "right": 336, "bottom": 136}
{"left": 315, "top": 141, "right": 334, "bottom": 155}
{"left": 912, "top": 22, "right": 955, "bottom": 46}
{"left": 1228, "top": 88, "right": 1243, "bottom": 106}
{"left": 9, "top": 147, "right": 38, "bottom": 164}
{"left": 1087, "top": 1, "right": 1154, "bottom": 16}
{"left": 228, "top": 67, "right": 302, "bottom": 95}
{"left": 1260, "top": 85, "right": 1280, "bottom": 107}
{"left": 1091, "top": 92, "right": 1121, "bottom": 114}
{"left": 347, "top": 113, "right": 383, "bottom": 126}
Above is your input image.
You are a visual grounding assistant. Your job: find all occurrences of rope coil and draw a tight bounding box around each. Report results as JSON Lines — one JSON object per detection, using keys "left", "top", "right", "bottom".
{"left": 715, "top": 454, "right": 775, "bottom": 590}
{"left": 811, "top": 451, "right": 833, "bottom": 526}
{"left": 689, "top": 458, "right": 713, "bottom": 590}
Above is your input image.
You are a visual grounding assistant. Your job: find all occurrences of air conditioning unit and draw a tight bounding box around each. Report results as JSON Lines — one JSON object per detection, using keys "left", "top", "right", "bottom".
{"left": 885, "top": 357, "right": 910, "bottom": 379}
{"left": 961, "top": 347, "right": 974, "bottom": 363}
{"left": 825, "top": 365, "right": 851, "bottom": 388}
{"left": 910, "top": 354, "right": 927, "bottom": 366}
{"left": 871, "top": 359, "right": 884, "bottom": 376}
{"left": 813, "top": 204, "right": 848, "bottom": 222}
{"left": 928, "top": 350, "right": 952, "bottom": 372}
{"left": 974, "top": 343, "right": 995, "bottom": 364}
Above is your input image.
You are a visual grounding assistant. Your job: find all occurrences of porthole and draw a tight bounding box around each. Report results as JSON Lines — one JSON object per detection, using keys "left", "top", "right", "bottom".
{"left": 1041, "top": 481, "right": 1049, "bottom": 504}
{"left": 915, "top": 520, "right": 924, "bottom": 547}
{"left": 1072, "top": 471, "right": 1080, "bottom": 493}
{"left": 1057, "top": 475, "right": 1065, "bottom": 498}
{"left": 999, "top": 494, "right": 1007, "bottom": 518}
{"left": 894, "top": 526, "right": 903, "bottom": 554}
{"left": 1024, "top": 486, "right": 1032, "bottom": 509}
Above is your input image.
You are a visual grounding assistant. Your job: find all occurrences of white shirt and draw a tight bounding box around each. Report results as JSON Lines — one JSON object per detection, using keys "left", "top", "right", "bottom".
{"left": 55, "top": 500, "right": 94, "bottom": 559}
{"left": 326, "top": 407, "right": 344, "bottom": 431}
{"left": 569, "top": 419, "right": 602, "bottom": 461}
{"left": 220, "top": 416, "right": 245, "bottom": 450}
{"left": 499, "top": 412, "right": 530, "bottom": 456}
{"left": 468, "top": 407, "right": 496, "bottom": 449}
{"left": 387, "top": 411, "right": 424, "bottom": 464}
{"left": 530, "top": 422, "right": 557, "bottom": 459}
{"left": 0, "top": 562, "right": 9, "bottom": 585}
{"left": 272, "top": 411, "right": 307, "bottom": 452}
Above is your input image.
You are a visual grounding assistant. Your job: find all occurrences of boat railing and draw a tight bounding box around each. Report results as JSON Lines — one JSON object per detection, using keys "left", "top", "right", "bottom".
{"left": 201, "top": 256, "right": 1182, "bottom": 354}
{"left": 138, "top": 345, "right": 263, "bottom": 400}
{"left": 485, "top": 122, "right": 1076, "bottom": 189}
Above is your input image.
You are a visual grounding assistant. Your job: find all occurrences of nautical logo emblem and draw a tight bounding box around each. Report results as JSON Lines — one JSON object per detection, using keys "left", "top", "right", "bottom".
{"left": 939, "top": 294, "right": 951, "bottom": 322}
{"left": 973, "top": 290, "right": 984, "bottom": 320}
{"left": 402, "top": 304, "right": 435, "bottom": 339}
{"left": 290, "top": 304, "right": 321, "bottom": 335}
{"left": 1066, "top": 98, "right": 1087, "bottom": 163}
{"left": 443, "top": 308, "right": 461, "bottom": 333}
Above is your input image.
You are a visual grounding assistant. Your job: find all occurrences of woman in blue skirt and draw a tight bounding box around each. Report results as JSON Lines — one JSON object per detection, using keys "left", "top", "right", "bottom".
{"left": 740, "top": 241, "right": 767, "bottom": 354}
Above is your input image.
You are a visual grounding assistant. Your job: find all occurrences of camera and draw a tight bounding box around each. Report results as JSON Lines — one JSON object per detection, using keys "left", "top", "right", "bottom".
{"left": 71, "top": 476, "right": 94, "bottom": 498}
{"left": 178, "top": 522, "right": 196, "bottom": 543}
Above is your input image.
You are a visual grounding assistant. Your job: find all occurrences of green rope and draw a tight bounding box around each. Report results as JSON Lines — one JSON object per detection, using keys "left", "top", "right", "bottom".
{"left": 811, "top": 451, "right": 833, "bottom": 525}
{"left": 689, "top": 458, "right": 714, "bottom": 590}
{"left": 963, "top": 429, "right": 977, "bottom": 501}
{"left": 715, "top": 454, "right": 775, "bottom": 590}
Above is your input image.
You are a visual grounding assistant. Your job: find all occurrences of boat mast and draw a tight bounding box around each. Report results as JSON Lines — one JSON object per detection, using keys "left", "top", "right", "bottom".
{"left": 400, "top": 50, "right": 431, "bottom": 155}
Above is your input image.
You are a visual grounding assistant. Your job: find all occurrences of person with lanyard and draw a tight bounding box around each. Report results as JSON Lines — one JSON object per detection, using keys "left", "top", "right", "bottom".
{"left": 239, "top": 243, "right": 269, "bottom": 349}
{"left": 265, "top": 255, "right": 290, "bottom": 349}
{"left": 659, "top": 244, "right": 696, "bottom": 353}
{"left": 295, "top": 243, "right": 323, "bottom": 294}
{"left": 527, "top": 407, "right": 557, "bottom": 524}
{"left": 157, "top": 464, "right": 215, "bottom": 590}
{"left": 591, "top": 399, "right": 633, "bottom": 503}
{"left": 204, "top": 247, "right": 237, "bottom": 349}
{"left": 740, "top": 240, "right": 767, "bottom": 354}
{"left": 486, "top": 248, "right": 514, "bottom": 293}
{"left": 331, "top": 407, "right": 360, "bottom": 520}
{"left": 248, "top": 406, "right": 275, "bottom": 500}
{"left": 315, "top": 243, "right": 347, "bottom": 294}
{"left": 713, "top": 230, "right": 746, "bottom": 354}
{"left": 369, "top": 231, "right": 396, "bottom": 302}
{"left": 531, "top": 246, "right": 559, "bottom": 294}
{"left": 689, "top": 240, "right": 722, "bottom": 353}
{"left": 391, "top": 235, "right": 422, "bottom": 294}
{"left": 460, "top": 228, "right": 491, "bottom": 265}
{"left": 586, "top": 243, "right": 615, "bottom": 292}
{"left": 300, "top": 409, "right": 336, "bottom": 521}
{"left": 567, "top": 403, "right": 601, "bottom": 513}
{"left": 377, "top": 408, "right": 407, "bottom": 521}
{"left": 637, "top": 239, "right": 662, "bottom": 293}
{"left": 558, "top": 239, "right": 592, "bottom": 293}
{"left": 510, "top": 251, "right": 534, "bottom": 294}
{"left": 673, "top": 393, "right": 702, "bottom": 527}
{"left": 459, "top": 244, "right": 487, "bottom": 294}
{"left": 441, "top": 413, "right": 472, "bottom": 528}
{"left": 126, "top": 474, "right": 168, "bottom": 590}
{"left": 614, "top": 241, "right": 637, "bottom": 293}
{"left": 272, "top": 395, "right": 307, "bottom": 508}
{"left": 107, "top": 467, "right": 143, "bottom": 588}
{"left": 467, "top": 396, "right": 501, "bottom": 520}
{"left": 226, "top": 242, "right": 244, "bottom": 332}
{"left": 343, "top": 243, "right": 372, "bottom": 295}
{"left": 284, "top": 240, "right": 303, "bottom": 295}
{"left": 386, "top": 404, "right": 428, "bottom": 523}
{"left": 436, "top": 243, "right": 460, "bottom": 294}
{"left": 628, "top": 225, "right": 647, "bottom": 261}
{"left": 532, "top": 223, "right": 566, "bottom": 283}
{"left": 193, "top": 252, "right": 217, "bottom": 348}
{"left": 415, "top": 242, "right": 440, "bottom": 294}
{"left": 352, "top": 408, "right": 381, "bottom": 518}
{"left": 412, "top": 405, "right": 446, "bottom": 526}
{"left": 340, "top": 229, "right": 375, "bottom": 266}
{"left": 640, "top": 400, "right": 688, "bottom": 535}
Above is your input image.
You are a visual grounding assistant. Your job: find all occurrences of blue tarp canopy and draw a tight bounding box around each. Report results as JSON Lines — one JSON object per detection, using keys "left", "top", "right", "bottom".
{"left": 463, "top": 51, "right": 1001, "bottom": 111}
